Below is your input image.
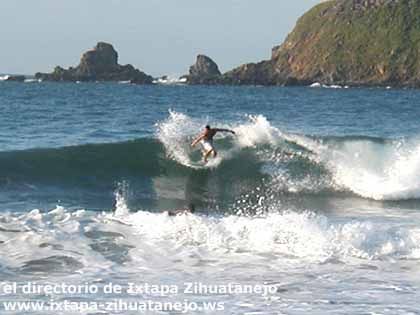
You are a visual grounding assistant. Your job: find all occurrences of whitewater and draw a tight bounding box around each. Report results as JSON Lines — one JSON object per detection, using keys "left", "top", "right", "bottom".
{"left": 1, "top": 82, "right": 420, "bottom": 314}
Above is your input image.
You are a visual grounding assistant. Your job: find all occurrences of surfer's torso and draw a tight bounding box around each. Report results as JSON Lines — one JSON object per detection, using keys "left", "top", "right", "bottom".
{"left": 203, "top": 129, "right": 217, "bottom": 141}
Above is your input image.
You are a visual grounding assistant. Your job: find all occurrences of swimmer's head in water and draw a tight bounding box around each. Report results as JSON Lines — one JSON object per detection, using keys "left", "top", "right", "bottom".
{"left": 205, "top": 125, "right": 211, "bottom": 130}
{"left": 188, "top": 203, "right": 195, "bottom": 213}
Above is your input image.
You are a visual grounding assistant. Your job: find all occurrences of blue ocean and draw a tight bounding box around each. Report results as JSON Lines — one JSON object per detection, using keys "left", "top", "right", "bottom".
{"left": 1, "top": 81, "right": 420, "bottom": 314}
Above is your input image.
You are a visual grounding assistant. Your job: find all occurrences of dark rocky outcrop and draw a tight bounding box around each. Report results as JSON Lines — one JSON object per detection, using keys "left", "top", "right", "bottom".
{"left": 35, "top": 42, "right": 153, "bottom": 84}
{"left": 223, "top": 0, "right": 420, "bottom": 87}
{"left": 186, "top": 55, "right": 222, "bottom": 84}
{"left": 3, "top": 75, "right": 26, "bottom": 82}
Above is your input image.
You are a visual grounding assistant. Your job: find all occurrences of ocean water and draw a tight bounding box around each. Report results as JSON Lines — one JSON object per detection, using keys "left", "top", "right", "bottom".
{"left": 1, "top": 81, "right": 420, "bottom": 314}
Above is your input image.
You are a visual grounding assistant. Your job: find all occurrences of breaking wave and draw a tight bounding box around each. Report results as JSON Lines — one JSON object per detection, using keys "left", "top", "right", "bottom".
{"left": 1, "top": 111, "right": 420, "bottom": 204}
{"left": 1, "top": 194, "right": 420, "bottom": 275}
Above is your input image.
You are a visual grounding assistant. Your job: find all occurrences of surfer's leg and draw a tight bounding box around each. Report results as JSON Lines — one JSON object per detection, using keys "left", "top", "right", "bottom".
{"left": 213, "top": 149, "right": 217, "bottom": 157}
{"left": 203, "top": 149, "right": 213, "bottom": 163}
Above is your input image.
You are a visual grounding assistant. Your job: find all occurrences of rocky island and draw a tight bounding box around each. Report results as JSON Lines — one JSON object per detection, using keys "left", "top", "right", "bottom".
{"left": 186, "top": 55, "right": 222, "bottom": 84}
{"left": 0, "top": 75, "right": 26, "bottom": 82}
{"left": 221, "top": 0, "right": 420, "bottom": 87}
{"left": 35, "top": 42, "right": 153, "bottom": 84}
{"left": 28, "top": 0, "right": 420, "bottom": 88}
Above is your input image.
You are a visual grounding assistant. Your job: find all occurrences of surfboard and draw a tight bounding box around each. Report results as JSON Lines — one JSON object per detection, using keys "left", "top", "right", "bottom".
{"left": 184, "top": 154, "right": 222, "bottom": 169}
{"left": 184, "top": 158, "right": 210, "bottom": 169}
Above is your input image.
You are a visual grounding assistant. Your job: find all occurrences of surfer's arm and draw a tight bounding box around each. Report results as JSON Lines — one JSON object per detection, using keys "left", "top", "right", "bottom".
{"left": 191, "top": 134, "right": 205, "bottom": 147}
{"left": 215, "top": 128, "right": 236, "bottom": 135}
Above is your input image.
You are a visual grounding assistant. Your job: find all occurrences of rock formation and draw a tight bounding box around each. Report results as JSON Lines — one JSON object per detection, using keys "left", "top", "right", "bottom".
{"left": 186, "top": 55, "right": 222, "bottom": 84}
{"left": 3, "top": 75, "right": 26, "bottom": 82}
{"left": 224, "top": 0, "right": 420, "bottom": 87}
{"left": 35, "top": 42, "right": 153, "bottom": 84}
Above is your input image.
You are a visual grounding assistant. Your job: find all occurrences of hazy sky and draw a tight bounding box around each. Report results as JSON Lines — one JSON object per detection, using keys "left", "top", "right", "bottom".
{"left": 0, "top": 0, "right": 320, "bottom": 76}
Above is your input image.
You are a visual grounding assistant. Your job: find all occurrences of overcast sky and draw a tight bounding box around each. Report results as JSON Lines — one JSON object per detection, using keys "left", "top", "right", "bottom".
{"left": 0, "top": 0, "right": 320, "bottom": 76}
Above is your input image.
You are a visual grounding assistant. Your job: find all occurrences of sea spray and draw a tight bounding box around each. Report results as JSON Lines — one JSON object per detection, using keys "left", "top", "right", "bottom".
{"left": 2, "top": 206, "right": 420, "bottom": 267}
{"left": 114, "top": 181, "right": 130, "bottom": 216}
{"left": 1, "top": 111, "right": 420, "bottom": 203}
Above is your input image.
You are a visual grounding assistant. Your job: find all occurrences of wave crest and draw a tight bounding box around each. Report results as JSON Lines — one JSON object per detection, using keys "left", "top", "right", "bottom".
{"left": 1, "top": 111, "right": 420, "bottom": 203}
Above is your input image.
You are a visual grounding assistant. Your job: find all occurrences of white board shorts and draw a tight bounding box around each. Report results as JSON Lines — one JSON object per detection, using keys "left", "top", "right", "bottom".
{"left": 200, "top": 139, "right": 214, "bottom": 152}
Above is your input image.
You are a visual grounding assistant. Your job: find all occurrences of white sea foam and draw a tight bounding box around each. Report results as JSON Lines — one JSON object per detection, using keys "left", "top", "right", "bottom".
{"left": 24, "top": 78, "right": 40, "bottom": 83}
{"left": 234, "top": 115, "right": 281, "bottom": 148}
{"left": 332, "top": 139, "right": 420, "bottom": 200}
{"left": 288, "top": 134, "right": 420, "bottom": 200}
{"left": 153, "top": 76, "right": 187, "bottom": 85}
{"left": 309, "top": 82, "right": 347, "bottom": 89}
{"left": 156, "top": 111, "right": 283, "bottom": 169}
{"left": 157, "top": 111, "right": 420, "bottom": 200}
{"left": 310, "top": 82, "right": 322, "bottom": 88}
{"left": 156, "top": 110, "right": 206, "bottom": 168}
{"left": 1, "top": 199, "right": 420, "bottom": 272}
{"left": 1, "top": 193, "right": 420, "bottom": 314}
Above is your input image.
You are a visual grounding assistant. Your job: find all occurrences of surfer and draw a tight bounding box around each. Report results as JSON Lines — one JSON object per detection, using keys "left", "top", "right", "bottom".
{"left": 191, "top": 125, "right": 236, "bottom": 163}
{"left": 167, "top": 204, "right": 195, "bottom": 216}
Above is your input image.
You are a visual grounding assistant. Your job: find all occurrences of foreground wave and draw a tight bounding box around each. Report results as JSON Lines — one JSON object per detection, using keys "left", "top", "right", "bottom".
{"left": 1, "top": 192, "right": 419, "bottom": 314}
{"left": 1, "top": 195, "right": 420, "bottom": 275}
{"left": 1, "top": 113, "right": 420, "bottom": 203}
